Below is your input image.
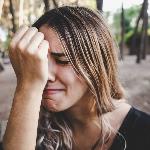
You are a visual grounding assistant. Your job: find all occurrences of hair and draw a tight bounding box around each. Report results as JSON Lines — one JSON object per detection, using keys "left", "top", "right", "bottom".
{"left": 33, "top": 6, "right": 124, "bottom": 150}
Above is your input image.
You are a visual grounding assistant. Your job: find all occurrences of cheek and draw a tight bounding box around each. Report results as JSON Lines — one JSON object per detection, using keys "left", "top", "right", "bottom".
{"left": 60, "top": 68, "right": 88, "bottom": 97}
{"left": 59, "top": 67, "right": 85, "bottom": 88}
{"left": 58, "top": 66, "right": 88, "bottom": 95}
{"left": 58, "top": 67, "right": 75, "bottom": 86}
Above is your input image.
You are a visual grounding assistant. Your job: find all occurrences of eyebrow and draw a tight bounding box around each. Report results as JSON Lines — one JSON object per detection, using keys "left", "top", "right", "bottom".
{"left": 50, "top": 52, "right": 65, "bottom": 57}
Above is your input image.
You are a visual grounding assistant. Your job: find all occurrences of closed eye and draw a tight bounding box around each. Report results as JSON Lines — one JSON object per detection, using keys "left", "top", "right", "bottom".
{"left": 55, "top": 59, "right": 70, "bottom": 65}
{"left": 50, "top": 52, "right": 70, "bottom": 65}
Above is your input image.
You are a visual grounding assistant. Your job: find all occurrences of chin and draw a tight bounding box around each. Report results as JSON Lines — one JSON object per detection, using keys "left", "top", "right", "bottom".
{"left": 41, "top": 98, "right": 67, "bottom": 112}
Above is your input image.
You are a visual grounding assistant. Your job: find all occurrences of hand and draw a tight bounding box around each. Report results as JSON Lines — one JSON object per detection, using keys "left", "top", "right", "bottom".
{"left": 9, "top": 26, "right": 49, "bottom": 90}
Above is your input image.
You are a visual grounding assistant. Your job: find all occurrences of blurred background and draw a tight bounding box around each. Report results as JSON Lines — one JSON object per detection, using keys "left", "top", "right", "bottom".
{"left": 0, "top": 0, "right": 150, "bottom": 142}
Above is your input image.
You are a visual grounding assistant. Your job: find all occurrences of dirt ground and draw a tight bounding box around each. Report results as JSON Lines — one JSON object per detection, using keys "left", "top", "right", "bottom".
{"left": 119, "top": 55, "right": 150, "bottom": 114}
{"left": 0, "top": 55, "right": 150, "bottom": 139}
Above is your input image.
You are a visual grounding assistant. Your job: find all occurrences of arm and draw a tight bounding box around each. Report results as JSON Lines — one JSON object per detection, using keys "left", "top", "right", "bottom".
{"left": 3, "top": 85, "right": 42, "bottom": 150}
{"left": 3, "top": 26, "right": 49, "bottom": 150}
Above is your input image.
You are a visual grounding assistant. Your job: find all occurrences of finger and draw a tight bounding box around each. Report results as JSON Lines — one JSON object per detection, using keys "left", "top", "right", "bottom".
{"left": 26, "top": 32, "right": 44, "bottom": 54}
{"left": 10, "top": 25, "right": 29, "bottom": 49}
{"left": 37, "top": 40, "right": 49, "bottom": 59}
{"left": 17, "top": 27, "right": 38, "bottom": 51}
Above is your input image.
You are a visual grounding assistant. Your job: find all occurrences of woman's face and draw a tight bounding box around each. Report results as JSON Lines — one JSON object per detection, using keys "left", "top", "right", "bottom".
{"left": 39, "top": 26, "right": 89, "bottom": 112}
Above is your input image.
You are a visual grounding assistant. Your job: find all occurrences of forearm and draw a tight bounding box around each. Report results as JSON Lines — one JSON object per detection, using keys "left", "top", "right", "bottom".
{"left": 3, "top": 86, "right": 43, "bottom": 150}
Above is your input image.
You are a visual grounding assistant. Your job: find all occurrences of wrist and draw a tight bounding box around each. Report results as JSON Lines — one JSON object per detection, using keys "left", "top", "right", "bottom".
{"left": 16, "top": 81, "right": 45, "bottom": 93}
{"left": 14, "top": 83, "right": 44, "bottom": 103}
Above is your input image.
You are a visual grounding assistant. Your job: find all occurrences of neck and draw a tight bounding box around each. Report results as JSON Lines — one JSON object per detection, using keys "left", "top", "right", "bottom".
{"left": 63, "top": 97, "right": 102, "bottom": 150}
{"left": 63, "top": 95, "right": 99, "bottom": 130}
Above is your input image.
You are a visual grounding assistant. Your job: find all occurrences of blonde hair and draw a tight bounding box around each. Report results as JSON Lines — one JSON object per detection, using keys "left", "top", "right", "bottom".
{"left": 33, "top": 6, "right": 124, "bottom": 150}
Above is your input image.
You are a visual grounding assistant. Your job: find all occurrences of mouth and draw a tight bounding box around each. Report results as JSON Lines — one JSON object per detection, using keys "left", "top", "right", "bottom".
{"left": 43, "top": 89, "right": 65, "bottom": 95}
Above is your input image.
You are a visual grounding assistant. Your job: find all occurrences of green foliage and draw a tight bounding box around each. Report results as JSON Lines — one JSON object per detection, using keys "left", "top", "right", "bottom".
{"left": 106, "top": 4, "right": 142, "bottom": 43}
{"left": 148, "top": 28, "right": 150, "bottom": 35}
{"left": 124, "top": 5, "right": 141, "bottom": 28}
{"left": 124, "top": 30, "right": 134, "bottom": 43}
{"left": 2, "top": 34, "right": 11, "bottom": 53}
{"left": 89, "top": 0, "right": 97, "bottom": 9}
{"left": 83, "top": 0, "right": 97, "bottom": 9}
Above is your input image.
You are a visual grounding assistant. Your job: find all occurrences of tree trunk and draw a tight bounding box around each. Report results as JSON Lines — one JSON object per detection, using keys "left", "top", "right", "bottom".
{"left": 131, "top": 0, "right": 146, "bottom": 63}
{"left": 136, "top": 0, "right": 148, "bottom": 63}
{"left": 142, "top": 0, "right": 148, "bottom": 60}
{"left": 43, "top": 0, "right": 50, "bottom": 12}
{"left": 52, "top": 0, "right": 58, "bottom": 8}
{"left": 96, "top": 0, "right": 103, "bottom": 11}
{"left": 136, "top": 20, "right": 144, "bottom": 63}
{"left": 120, "top": 3, "right": 125, "bottom": 60}
{"left": 9, "top": 0, "right": 17, "bottom": 33}
{"left": 131, "top": 2, "right": 144, "bottom": 56}
{"left": 0, "top": 61, "right": 4, "bottom": 72}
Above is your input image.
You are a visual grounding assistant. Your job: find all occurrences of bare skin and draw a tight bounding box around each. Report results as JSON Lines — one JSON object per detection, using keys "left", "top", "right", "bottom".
{"left": 3, "top": 26, "right": 49, "bottom": 150}
{"left": 68, "top": 100, "right": 131, "bottom": 150}
{"left": 3, "top": 25, "right": 131, "bottom": 150}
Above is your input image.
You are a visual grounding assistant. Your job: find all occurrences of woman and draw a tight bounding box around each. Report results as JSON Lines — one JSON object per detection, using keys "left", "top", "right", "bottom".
{"left": 3, "top": 6, "right": 150, "bottom": 150}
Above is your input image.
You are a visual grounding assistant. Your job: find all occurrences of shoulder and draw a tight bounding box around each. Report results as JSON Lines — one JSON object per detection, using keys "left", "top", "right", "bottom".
{"left": 0, "top": 142, "right": 3, "bottom": 150}
{"left": 125, "top": 107, "right": 150, "bottom": 133}
{"left": 129, "top": 107, "right": 150, "bottom": 141}
{"left": 112, "top": 99, "right": 150, "bottom": 130}
{"left": 115, "top": 107, "right": 150, "bottom": 150}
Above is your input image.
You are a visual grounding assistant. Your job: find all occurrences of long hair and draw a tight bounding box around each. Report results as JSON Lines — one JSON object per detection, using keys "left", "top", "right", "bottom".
{"left": 33, "top": 6, "right": 124, "bottom": 150}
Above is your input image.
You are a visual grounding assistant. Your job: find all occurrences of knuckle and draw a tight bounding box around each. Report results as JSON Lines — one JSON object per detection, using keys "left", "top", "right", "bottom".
{"left": 24, "top": 49, "right": 34, "bottom": 57}
{"left": 30, "top": 27, "right": 38, "bottom": 32}
{"left": 37, "top": 52, "right": 45, "bottom": 60}
{"left": 37, "top": 32, "right": 44, "bottom": 39}
{"left": 43, "top": 40, "right": 49, "bottom": 47}
{"left": 34, "top": 54, "right": 43, "bottom": 61}
{"left": 43, "top": 40, "right": 48, "bottom": 44}
{"left": 26, "top": 46, "right": 32, "bottom": 53}
{"left": 17, "top": 41, "right": 25, "bottom": 50}
{"left": 25, "top": 45, "right": 35, "bottom": 55}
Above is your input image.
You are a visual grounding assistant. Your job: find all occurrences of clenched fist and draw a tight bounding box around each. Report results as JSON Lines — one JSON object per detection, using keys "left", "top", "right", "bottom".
{"left": 9, "top": 26, "right": 49, "bottom": 90}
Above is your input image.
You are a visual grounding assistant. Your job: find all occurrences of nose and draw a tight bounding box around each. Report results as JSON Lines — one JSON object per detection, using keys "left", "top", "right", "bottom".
{"left": 48, "top": 57, "right": 56, "bottom": 82}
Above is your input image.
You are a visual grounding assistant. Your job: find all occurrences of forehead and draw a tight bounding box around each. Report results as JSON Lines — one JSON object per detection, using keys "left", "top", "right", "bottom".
{"left": 39, "top": 25, "right": 63, "bottom": 53}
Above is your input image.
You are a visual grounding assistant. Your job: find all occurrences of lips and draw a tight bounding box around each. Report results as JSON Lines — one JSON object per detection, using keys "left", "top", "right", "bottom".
{"left": 43, "top": 89, "right": 65, "bottom": 95}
